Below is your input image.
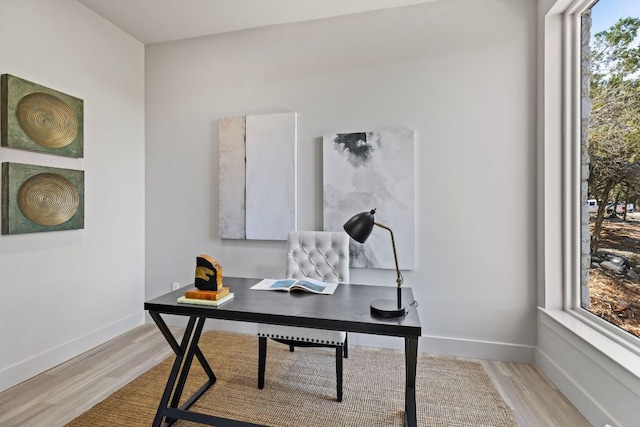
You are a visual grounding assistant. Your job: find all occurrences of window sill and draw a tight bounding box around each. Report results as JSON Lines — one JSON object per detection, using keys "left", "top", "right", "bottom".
{"left": 538, "top": 307, "right": 640, "bottom": 382}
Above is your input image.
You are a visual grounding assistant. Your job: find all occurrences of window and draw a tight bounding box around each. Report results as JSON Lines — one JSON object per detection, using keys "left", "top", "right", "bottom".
{"left": 577, "top": 0, "right": 640, "bottom": 346}
{"left": 538, "top": 2, "right": 640, "bottom": 421}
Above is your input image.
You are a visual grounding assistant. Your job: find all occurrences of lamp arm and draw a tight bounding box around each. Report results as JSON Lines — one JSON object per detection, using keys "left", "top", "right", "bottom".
{"left": 374, "top": 222, "right": 403, "bottom": 288}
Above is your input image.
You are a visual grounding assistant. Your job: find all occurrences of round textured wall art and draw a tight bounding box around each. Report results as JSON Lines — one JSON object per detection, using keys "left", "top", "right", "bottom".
{"left": 16, "top": 92, "right": 78, "bottom": 148}
{"left": 17, "top": 173, "right": 80, "bottom": 226}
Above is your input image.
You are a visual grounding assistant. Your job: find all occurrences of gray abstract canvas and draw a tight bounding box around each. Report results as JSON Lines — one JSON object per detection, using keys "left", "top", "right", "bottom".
{"left": 219, "top": 116, "right": 246, "bottom": 239}
{"left": 218, "top": 112, "right": 297, "bottom": 241}
{"left": 323, "top": 129, "right": 415, "bottom": 270}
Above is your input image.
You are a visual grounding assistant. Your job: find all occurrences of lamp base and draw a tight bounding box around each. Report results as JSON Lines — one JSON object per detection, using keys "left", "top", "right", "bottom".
{"left": 370, "top": 299, "right": 406, "bottom": 318}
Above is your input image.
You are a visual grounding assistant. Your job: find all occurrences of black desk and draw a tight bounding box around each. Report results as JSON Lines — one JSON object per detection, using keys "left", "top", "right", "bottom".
{"left": 145, "top": 277, "right": 422, "bottom": 427}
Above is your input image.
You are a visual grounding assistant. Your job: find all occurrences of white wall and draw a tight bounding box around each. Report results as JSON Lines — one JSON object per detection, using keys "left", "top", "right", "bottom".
{"left": 146, "top": 0, "right": 538, "bottom": 361}
{"left": 0, "top": 0, "right": 145, "bottom": 392}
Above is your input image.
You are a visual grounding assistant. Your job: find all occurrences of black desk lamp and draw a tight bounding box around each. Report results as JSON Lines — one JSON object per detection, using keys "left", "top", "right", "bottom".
{"left": 343, "top": 208, "right": 406, "bottom": 318}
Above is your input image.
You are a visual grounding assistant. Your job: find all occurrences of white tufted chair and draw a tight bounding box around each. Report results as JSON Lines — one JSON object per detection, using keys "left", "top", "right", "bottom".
{"left": 257, "top": 231, "right": 349, "bottom": 402}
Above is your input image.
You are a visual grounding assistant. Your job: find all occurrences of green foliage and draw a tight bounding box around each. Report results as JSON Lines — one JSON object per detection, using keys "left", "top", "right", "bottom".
{"left": 591, "top": 17, "right": 640, "bottom": 84}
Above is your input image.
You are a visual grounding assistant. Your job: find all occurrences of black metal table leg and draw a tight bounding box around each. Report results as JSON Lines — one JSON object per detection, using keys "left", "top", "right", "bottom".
{"left": 149, "top": 311, "right": 183, "bottom": 355}
{"left": 169, "top": 316, "right": 207, "bottom": 410}
{"left": 150, "top": 313, "right": 218, "bottom": 427}
{"left": 151, "top": 315, "right": 197, "bottom": 427}
{"left": 404, "top": 336, "right": 418, "bottom": 427}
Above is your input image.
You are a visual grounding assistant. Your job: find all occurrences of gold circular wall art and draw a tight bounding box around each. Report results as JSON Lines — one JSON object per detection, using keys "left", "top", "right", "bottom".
{"left": 17, "top": 173, "right": 79, "bottom": 226}
{"left": 16, "top": 92, "right": 78, "bottom": 148}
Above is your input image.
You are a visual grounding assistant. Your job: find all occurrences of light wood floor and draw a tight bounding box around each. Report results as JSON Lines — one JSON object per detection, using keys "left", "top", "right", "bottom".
{"left": 0, "top": 325, "right": 590, "bottom": 427}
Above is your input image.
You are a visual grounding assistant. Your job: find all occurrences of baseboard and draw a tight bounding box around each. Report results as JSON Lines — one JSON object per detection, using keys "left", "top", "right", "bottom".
{"left": 423, "top": 335, "right": 535, "bottom": 363}
{"left": 347, "top": 333, "right": 535, "bottom": 363}
{"left": 536, "top": 347, "right": 622, "bottom": 427}
{"left": 149, "top": 316, "right": 535, "bottom": 363}
{"left": 537, "top": 310, "right": 639, "bottom": 427}
{"left": 0, "top": 311, "right": 145, "bottom": 393}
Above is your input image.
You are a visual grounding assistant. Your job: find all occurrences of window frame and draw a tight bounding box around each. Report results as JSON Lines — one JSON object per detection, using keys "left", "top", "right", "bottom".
{"left": 562, "top": 0, "right": 640, "bottom": 356}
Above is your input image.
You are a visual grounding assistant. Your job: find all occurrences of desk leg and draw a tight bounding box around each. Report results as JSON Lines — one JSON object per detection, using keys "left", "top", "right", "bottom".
{"left": 169, "top": 316, "right": 207, "bottom": 409}
{"left": 404, "top": 336, "right": 418, "bottom": 427}
{"left": 149, "top": 313, "right": 217, "bottom": 427}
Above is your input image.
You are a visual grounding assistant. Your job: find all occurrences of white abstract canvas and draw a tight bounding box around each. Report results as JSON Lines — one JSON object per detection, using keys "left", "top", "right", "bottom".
{"left": 218, "top": 112, "right": 297, "bottom": 241}
{"left": 323, "top": 129, "right": 415, "bottom": 270}
{"left": 219, "top": 116, "right": 246, "bottom": 239}
{"left": 246, "top": 113, "right": 297, "bottom": 240}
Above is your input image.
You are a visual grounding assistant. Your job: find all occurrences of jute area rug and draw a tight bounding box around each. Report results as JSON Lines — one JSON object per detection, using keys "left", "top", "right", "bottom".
{"left": 66, "top": 331, "right": 517, "bottom": 427}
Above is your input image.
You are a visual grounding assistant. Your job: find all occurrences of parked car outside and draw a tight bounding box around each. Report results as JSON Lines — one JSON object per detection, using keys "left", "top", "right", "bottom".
{"left": 605, "top": 203, "right": 635, "bottom": 214}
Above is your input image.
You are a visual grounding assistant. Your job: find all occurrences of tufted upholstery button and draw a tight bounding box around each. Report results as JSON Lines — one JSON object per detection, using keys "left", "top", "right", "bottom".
{"left": 284, "top": 231, "right": 350, "bottom": 284}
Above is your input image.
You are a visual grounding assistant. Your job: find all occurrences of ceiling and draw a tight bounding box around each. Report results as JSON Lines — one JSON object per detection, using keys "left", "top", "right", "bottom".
{"left": 78, "top": 0, "right": 437, "bottom": 45}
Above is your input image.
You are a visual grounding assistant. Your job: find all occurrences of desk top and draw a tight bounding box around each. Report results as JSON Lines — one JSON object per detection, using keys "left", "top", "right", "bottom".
{"left": 145, "top": 277, "right": 421, "bottom": 338}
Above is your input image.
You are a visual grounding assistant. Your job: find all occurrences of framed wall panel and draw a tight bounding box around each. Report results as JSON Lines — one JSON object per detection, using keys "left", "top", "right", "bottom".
{"left": 2, "top": 162, "right": 84, "bottom": 234}
{"left": 1, "top": 74, "right": 83, "bottom": 158}
{"left": 323, "top": 129, "right": 415, "bottom": 270}
{"left": 218, "top": 112, "right": 297, "bottom": 241}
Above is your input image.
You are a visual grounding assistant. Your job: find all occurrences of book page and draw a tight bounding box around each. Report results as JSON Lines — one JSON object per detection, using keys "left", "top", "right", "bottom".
{"left": 250, "top": 278, "right": 338, "bottom": 294}
{"left": 251, "top": 278, "right": 295, "bottom": 291}
{"left": 292, "top": 280, "right": 326, "bottom": 293}
{"left": 291, "top": 277, "right": 338, "bottom": 295}
{"left": 268, "top": 279, "right": 298, "bottom": 290}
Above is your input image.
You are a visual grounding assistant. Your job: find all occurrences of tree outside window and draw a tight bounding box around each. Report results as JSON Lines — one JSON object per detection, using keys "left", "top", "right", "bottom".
{"left": 583, "top": 0, "right": 640, "bottom": 338}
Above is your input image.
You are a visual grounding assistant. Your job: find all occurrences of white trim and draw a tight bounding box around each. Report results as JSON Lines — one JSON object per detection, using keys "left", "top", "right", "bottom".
{"left": 538, "top": 308, "right": 639, "bottom": 426}
{"left": 536, "top": 347, "right": 623, "bottom": 427}
{"left": 416, "top": 335, "right": 535, "bottom": 363}
{"left": 0, "top": 312, "right": 144, "bottom": 393}
{"left": 569, "top": 305, "right": 640, "bottom": 357}
{"left": 562, "top": 0, "right": 594, "bottom": 313}
{"left": 563, "top": 4, "right": 578, "bottom": 312}
{"left": 348, "top": 333, "right": 534, "bottom": 363}
{"left": 540, "top": 308, "right": 640, "bottom": 383}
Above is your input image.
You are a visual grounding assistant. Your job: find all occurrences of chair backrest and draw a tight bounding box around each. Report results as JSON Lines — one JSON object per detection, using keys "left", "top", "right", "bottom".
{"left": 286, "top": 231, "right": 349, "bottom": 284}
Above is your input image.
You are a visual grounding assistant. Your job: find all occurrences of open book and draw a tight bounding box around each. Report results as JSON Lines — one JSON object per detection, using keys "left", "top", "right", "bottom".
{"left": 250, "top": 278, "right": 338, "bottom": 295}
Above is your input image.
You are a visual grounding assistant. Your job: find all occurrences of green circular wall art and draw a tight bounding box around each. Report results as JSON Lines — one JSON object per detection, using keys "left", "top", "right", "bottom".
{"left": 1, "top": 73, "right": 84, "bottom": 158}
{"left": 2, "top": 162, "right": 84, "bottom": 234}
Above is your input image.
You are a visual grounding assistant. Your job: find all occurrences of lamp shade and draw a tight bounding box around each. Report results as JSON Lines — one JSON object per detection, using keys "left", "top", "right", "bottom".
{"left": 343, "top": 209, "right": 376, "bottom": 243}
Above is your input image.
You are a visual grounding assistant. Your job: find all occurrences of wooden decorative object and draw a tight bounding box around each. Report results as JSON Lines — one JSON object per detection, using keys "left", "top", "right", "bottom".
{"left": 184, "top": 287, "right": 230, "bottom": 301}
{"left": 1, "top": 74, "right": 83, "bottom": 158}
{"left": 195, "top": 254, "right": 223, "bottom": 291}
{"left": 2, "top": 162, "right": 84, "bottom": 234}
